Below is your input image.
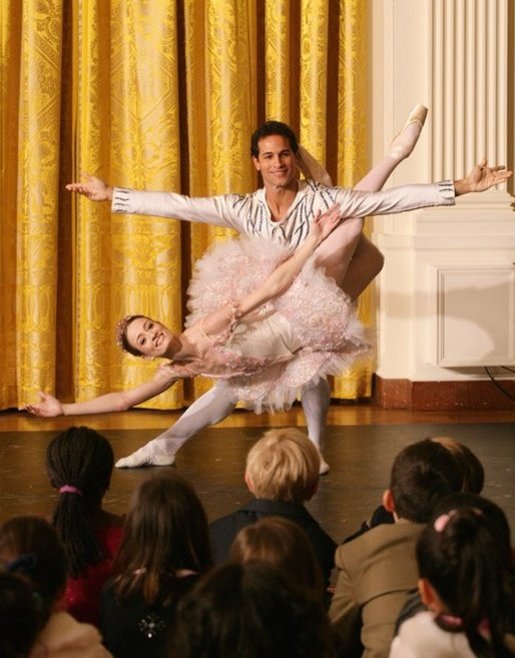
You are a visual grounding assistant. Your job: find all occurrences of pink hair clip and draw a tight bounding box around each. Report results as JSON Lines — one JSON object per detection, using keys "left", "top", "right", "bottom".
{"left": 434, "top": 509, "right": 456, "bottom": 532}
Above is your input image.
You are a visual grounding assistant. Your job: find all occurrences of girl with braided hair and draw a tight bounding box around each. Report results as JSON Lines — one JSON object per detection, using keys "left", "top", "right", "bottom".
{"left": 46, "top": 426, "right": 124, "bottom": 625}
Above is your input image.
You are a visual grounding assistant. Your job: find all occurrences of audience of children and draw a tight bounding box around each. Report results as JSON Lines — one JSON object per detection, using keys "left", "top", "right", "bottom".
{"left": 99, "top": 471, "right": 212, "bottom": 658}
{"left": 168, "top": 561, "right": 338, "bottom": 658}
{"left": 390, "top": 492, "right": 515, "bottom": 658}
{"left": 328, "top": 438, "right": 466, "bottom": 658}
{"left": 209, "top": 427, "right": 337, "bottom": 588}
{"left": 46, "top": 426, "right": 124, "bottom": 625}
{"left": 0, "top": 515, "right": 111, "bottom": 657}
{"left": 1, "top": 425, "right": 514, "bottom": 658}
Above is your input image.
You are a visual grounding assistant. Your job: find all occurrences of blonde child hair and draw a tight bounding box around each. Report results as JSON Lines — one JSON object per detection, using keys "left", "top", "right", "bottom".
{"left": 245, "top": 428, "right": 320, "bottom": 504}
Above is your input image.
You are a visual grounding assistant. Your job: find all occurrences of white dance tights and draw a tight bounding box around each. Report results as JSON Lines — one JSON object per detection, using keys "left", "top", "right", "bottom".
{"left": 127, "top": 379, "right": 330, "bottom": 462}
{"left": 133, "top": 383, "right": 238, "bottom": 461}
{"left": 300, "top": 378, "right": 331, "bottom": 451}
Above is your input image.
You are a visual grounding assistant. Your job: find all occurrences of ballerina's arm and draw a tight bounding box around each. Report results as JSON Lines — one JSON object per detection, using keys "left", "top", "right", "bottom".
{"left": 25, "top": 366, "right": 178, "bottom": 417}
{"left": 198, "top": 205, "right": 342, "bottom": 338}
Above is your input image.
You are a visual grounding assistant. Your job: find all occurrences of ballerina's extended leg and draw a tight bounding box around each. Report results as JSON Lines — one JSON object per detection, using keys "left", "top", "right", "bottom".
{"left": 336, "top": 104, "right": 428, "bottom": 298}
{"left": 115, "top": 384, "right": 238, "bottom": 468}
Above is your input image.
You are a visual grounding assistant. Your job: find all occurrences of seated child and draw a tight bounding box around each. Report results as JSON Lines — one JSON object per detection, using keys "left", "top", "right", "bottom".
{"left": 100, "top": 471, "right": 212, "bottom": 658}
{"left": 390, "top": 492, "right": 515, "bottom": 658}
{"left": 343, "top": 436, "right": 484, "bottom": 544}
{"left": 229, "top": 516, "right": 325, "bottom": 605}
{"left": 169, "top": 562, "right": 338, "bottom": 658}
{"left": 209, "top": 427, "right": 336, "bottom": 587}
{"left": 0, "top": 515, "right": 111, "bottom": 657}
{"left": 46, "top": 426, "right": 124, "bottom": 625}
{"left": 329, "top": 438, "right": 465, "bottom": 658}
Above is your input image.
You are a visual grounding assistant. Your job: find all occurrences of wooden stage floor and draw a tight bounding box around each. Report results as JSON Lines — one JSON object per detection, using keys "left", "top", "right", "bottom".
{"left": 0, "top": 404, "right": 514, "bottom": 542}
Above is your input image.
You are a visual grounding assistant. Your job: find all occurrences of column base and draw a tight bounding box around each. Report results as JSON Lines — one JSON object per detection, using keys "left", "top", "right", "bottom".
{"left": 373, "top": 375, "right": 515, "bottom": 411}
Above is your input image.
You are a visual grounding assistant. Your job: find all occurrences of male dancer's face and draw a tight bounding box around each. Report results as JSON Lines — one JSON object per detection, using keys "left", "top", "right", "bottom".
{"left": 252, "top": 134, "right": 298, "bottom": 191}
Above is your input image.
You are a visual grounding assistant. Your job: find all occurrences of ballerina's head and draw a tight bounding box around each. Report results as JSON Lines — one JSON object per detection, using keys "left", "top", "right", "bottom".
{"left": 115, "top": 315, "right": 179, "bottom": 359}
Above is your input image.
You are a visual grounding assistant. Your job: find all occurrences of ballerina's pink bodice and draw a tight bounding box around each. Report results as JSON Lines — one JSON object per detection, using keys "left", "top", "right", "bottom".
{"left": 169, "top": 312, "right": 302, "bottom": 379}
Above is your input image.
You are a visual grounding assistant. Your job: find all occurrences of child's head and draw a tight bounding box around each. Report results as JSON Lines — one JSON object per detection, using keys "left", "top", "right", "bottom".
{"left": 46, "top": 425, "right": 114, "bottom": 501}
{"left": 416, "top": 493, "right": 513, "bottom": 656}
{"left": 46, "top": 426, "right": 115, "bottom": 577}
{"left": 170, "top": 562, "right": 335, "bottom": 658}
{"left": 114, "top": 471, "right": 212, "bottom": 602}
{"left": 0, "top": 516, "right": 67, "bottom": 625}
{"left": 386, "top": 438, "right": 464, "bottom": 522}
{"left": 245, "top": 428, "right": 320, "bottom": 504}
{"left": 429, "top": 436, "right": 484, "bottom": 494}
{"left": 230, "top": 516, "right": 323, "bottom": 601}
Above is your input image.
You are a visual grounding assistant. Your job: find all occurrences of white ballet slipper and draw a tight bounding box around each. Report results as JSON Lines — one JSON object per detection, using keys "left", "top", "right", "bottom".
{"left": 115, "top": 445, "right": 176, "bottom": 468}
{"left": 389, "top": 104, "right": 428, "bottom": 162}
{"left": 319, "top": 456, "right": 330, "bottom": 476}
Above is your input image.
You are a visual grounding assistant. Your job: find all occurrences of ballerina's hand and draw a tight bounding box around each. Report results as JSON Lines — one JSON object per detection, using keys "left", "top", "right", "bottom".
{"left": 66, "top": 173, "right": 113, "bottom": 201}
{"left": 25, "top": 391, "right": 64, "bottom": 417}
{"left": 310, "top": 204, "right": 342, "bottom": 243}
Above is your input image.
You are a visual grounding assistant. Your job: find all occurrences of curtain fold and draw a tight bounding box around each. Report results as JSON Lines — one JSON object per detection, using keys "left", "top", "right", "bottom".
{"left": 0, "top": 0, "right": 372, "bottom": 411}
{"left": 16, "top": 1, "right": 64, "bottom": 401}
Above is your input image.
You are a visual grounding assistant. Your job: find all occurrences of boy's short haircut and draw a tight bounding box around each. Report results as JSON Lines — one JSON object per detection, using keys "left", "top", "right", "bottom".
{"left": 389, "top": 439, "right": 463, "bottom": 523}
{"left": 245, "top": 428, "right": 320, "bottom": 504}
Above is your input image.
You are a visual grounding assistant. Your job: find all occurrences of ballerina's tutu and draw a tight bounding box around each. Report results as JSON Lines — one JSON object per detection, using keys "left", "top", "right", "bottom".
{"left": 186, "top": 236, "right": 372, "bottom": 413}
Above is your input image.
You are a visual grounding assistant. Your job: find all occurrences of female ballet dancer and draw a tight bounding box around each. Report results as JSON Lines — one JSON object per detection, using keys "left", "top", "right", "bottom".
{"left": 26, "top": 160, "right": 511, "bottom": 473}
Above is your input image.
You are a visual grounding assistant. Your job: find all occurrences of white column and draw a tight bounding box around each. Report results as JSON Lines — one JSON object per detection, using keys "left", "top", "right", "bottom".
{"left": 370, "top": 0, "right": 514, "bottom": 384}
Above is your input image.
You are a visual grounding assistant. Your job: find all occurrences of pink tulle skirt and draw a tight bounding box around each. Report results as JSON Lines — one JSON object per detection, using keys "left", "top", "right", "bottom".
{"left": 186, "top": 237, "right": 371, "bottom": 412}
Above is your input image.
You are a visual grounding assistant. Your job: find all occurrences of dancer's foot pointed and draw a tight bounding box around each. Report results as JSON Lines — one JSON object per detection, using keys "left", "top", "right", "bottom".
{"left": 389, "top": 104, "right": 428, "bottom": 162}
{"left": 318, "top": 455, "right": 330, "bottom": 475}
{"left": 115, "top": 445, "right": 176, "bottom": 468}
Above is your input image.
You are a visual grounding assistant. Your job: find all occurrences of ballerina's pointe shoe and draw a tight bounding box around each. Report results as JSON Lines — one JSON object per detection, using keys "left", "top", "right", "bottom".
{"left": 389, "top": 104, "right": 428, "bottom": 162}
{"left": 115, "top": 447, "right": 176, "bottom": 469}
{"left": 319, "top": 456, "right": 330, "bottom": 476}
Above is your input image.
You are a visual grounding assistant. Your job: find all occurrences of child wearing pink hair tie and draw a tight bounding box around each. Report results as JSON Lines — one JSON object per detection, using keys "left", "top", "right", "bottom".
{"left": 390, "top": 493, "right": 515, "bottom": 658}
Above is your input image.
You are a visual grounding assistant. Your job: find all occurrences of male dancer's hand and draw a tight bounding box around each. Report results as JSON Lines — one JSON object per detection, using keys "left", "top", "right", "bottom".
{"left": 454, "top": 160, "right": 512, "bottom": 196}
{"left": 66, "top": 173, "right": 113, "bottom": 201}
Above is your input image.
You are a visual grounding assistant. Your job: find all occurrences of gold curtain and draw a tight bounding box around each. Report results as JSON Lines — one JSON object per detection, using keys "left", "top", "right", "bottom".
{"left": 0, "top": 0, "right": 372, "bottom": 412}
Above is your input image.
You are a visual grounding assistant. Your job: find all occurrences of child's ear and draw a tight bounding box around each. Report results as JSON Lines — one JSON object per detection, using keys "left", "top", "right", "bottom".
{"left": 418, "top": 578, "right": 445, "bottom": 613}
{"left": 244, "top": 472, "right": 255, "bottom": 494}
{"left": 382, "top": 488, "right": 396, "bottom": 513}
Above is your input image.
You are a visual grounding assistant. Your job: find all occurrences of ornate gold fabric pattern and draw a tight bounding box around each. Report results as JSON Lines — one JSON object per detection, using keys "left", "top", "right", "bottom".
{"left": 1, "top": 0, "right": 371, "bottom": 410}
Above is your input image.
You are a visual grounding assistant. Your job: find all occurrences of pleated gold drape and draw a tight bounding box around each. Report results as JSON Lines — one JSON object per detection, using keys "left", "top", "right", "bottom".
{"left": 0, "top": 0, "right": 372, "bottom": 411}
